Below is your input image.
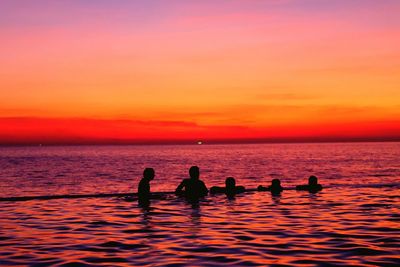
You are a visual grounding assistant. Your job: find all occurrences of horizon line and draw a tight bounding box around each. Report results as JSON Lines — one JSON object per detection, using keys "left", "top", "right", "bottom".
{"left": 1, "top": 136, "right": 399, "bottom": 146}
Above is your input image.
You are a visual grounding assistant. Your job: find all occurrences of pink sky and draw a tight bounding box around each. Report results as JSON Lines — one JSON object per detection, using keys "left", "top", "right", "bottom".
{"left": 0, "top": 1, "right": 399, "bottom": 144}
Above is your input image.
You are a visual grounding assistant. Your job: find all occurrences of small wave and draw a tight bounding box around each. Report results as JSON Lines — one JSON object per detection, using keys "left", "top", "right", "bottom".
{"left": 371, "top": 174, "right": 392, "bottom": 177}
{"left": 333, "top": 182, "right": 400, "bottom": 189}
{"left": 368, "top": 226, "right": 400, "bottom": 232}
{"left": 200, "top": 255, "right": 241, "bottom": 264}
{"left": 173, "top": 245, "right": 220, "bottom": 253}
{"left": 360, "top": 203, "right": 391, "bottom": 208}
{"left": 87, "top": 220, "right": 123, "bottom": 227}
{"left": 82, "top": 256, "right": 128, "bottom": 263}
{"left": 98, "top": 241, "right": 149, "bottom": 250}
{"left": 344, "top": 247, "right": 386, "bottom": 256}
{"left": 290, "top": 259, "right": 347, "bottom": 267}
{"left": 56, "top": 261, "right": 96, "bottom": 267}
{"left": 235, "top": 235, "right": 255, "bottom": 241}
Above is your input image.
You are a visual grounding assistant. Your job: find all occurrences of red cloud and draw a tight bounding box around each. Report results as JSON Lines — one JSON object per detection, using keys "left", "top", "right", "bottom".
{"left": 0, "top": 117, "right": 399, "bottom": 145}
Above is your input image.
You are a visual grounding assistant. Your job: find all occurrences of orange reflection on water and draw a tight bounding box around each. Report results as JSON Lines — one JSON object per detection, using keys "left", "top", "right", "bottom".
{"left": 1, "top": 187, "right": 399, "bottom": 266}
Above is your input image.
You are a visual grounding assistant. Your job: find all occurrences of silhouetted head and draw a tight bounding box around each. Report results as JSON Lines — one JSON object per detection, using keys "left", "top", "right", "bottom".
{"left": 143, "top": 168, "right": 155, "bottom": 181}
{"left": 225, "top": 177, "right": 236, "bottom": 189}
{"left": 271, "top": 179, "right": 281, "bottom": 187}
{"left": 189, "top": 166, "right": 200, "bottom": 180}
{"left": 308, "top": 175, "right": 318, "bottom": 186}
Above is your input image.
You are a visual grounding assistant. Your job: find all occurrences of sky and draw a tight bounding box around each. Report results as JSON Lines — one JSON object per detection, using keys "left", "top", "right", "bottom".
{"left": 0, "top": 0, "right": 399, "bottom": 144}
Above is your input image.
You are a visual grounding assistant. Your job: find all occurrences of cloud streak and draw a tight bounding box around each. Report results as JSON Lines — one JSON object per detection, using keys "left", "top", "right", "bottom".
{"left": 1, "top": 116, "right": 399, "bottom": 145}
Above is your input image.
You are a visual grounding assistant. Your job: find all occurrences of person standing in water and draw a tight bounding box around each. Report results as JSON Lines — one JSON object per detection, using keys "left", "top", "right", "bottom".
{"left": 138, "top": 168, "right": 155, "bottom": 202}
{"left": 175, "top": 166, "right": 208, "bottom": 198}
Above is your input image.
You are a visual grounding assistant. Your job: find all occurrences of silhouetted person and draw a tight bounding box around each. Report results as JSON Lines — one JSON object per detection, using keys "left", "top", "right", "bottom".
{"left": 138, "top": 168, "right": 155, "bottom": 204}
{"left": 258, "top": 178, "right": 283, "bottom": 195}
{"left": 175, "top": 166, "right": 208, "bottom": 199}
{"left": 210, "top": 177, "right": 245, "bottom": 197}
{"left": 296, "top": 175, "right": 323, "bottom": 193}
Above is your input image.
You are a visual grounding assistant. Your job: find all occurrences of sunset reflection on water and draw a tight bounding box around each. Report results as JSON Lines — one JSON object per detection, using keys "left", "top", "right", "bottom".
{"left": 1, "top": 187, "right": 399, "bottom": 266}
{"left": 0, "top": 143, "right": 399, "bottom": 266}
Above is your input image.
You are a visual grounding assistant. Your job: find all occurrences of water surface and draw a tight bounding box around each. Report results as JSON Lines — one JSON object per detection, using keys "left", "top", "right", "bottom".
{"left": 0, "top": 143, "right": 399, "bottom": 266}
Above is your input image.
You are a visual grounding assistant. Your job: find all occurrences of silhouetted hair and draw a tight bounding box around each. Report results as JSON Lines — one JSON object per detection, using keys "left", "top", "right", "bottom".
{"left": 143, "top": 168, "right": 155, "bottom": 180}
{"left": 225, "top": 177, "right": 236, "bottom": 188}
{"left": 270, "top": 178, "right": 283, "bottom": 195}
{"left": 308, "top": 175, "right": 318, "bottom": 185}
{"left": 189, "top": 166, "right": 200, "bottom": 180}
{"left": 271, "top": 178, "right": 281, "bottom": 187}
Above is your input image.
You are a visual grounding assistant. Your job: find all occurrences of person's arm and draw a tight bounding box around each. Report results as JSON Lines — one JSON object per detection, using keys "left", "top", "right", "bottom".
{"left": 138, "top": 179, "right": 144, "bottom": 194}
{"left": 309, "top": 184, "right": 322, "bottom": 192}
{"left": 296, "top": 185, "right": 308, "bottom": 190}
{"left": 175, "top": 179, "right": 186, "bottom": 194}
{"left": 236, "top": 186, "right": 245, "bottom": 193}
{"left": 210, "top": 186, "right": 224, "bottom": 194}
{"left": 200, "top": 181, "right": 208, "bottom": 195}
{"left": 257, "top": 185, "right": 268, "bottom": 191}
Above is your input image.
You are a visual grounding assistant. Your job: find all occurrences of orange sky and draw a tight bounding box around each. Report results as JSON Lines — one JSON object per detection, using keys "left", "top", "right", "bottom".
{"left": 1, "top": 1, "right": 399, "bottom": 144}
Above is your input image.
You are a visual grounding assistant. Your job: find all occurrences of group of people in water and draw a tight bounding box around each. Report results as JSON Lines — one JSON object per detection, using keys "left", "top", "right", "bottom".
{"left": 137, "top": 166, "right": 323, "bottom": 202}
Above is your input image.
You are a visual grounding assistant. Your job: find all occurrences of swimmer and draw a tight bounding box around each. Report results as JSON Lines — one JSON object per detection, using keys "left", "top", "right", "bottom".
{"left": 296, "top": 175, "right": 323, "bottom": 193}
{"left": 258, "top": 178, "right": 283, "bottom": 195}
{"left": 175, "top": 166, "right": 208, "bottom": 198}
{"left": 138, "top": 168, "right": 155, "bottom": 202}
{"left": 210, "top": 177, "right": 245, "bottom": 196}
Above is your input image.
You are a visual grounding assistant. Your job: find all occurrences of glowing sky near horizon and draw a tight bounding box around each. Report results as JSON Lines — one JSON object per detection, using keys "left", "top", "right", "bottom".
{"left": 0, "top": 0, "right": 399, "bottom": 143}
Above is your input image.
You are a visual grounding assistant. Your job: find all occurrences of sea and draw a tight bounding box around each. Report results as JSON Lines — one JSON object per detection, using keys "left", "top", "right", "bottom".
{"left": 0, "top": 143, "right": 399, "bottom": 266}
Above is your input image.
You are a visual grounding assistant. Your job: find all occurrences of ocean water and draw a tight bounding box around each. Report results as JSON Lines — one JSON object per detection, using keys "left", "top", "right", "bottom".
{"left": 0, "top": 143, "right": 399, "bottom": 266}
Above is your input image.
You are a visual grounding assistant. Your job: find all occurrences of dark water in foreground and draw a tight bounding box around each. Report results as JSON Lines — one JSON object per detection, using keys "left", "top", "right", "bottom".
{"left": 0, "top": 143, "right": 399, "bottom": 266}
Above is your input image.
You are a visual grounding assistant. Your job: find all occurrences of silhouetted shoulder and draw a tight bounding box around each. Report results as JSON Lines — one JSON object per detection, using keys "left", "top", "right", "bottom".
{"left": 175, "top": 178, "right": 208, "bottom": 198}
{"left": 296, "top": 185, "right": 308, "bottom": 191}
{"left": 258, "top": 185, "right": 268, "bottom": 191}
{"left": 198, "top": 179, "right": 209, "bottom": 195}
{"left": 210, "top": 186, "right": 225, "bottom": 194}
{"left": 297, "top": 175, "right": 323, "bottom": 192}
{"left": 310, "top": 184, "right": 323, "bottom": 193}
{"left": 138, "top": 178, "right": 150, "bottom": 197}
{"left": 259, "top": 179, "right": 283, "bottom": 194}
{"left": 181, "top": 178, "right": 190, "bottom": 184}
{"left": 211, "top": 177, "right": 245, "bottom": 195}
{"left": 235, "top": 186, "right": 245, "bottom": 193}
{"left": 296, "top": 184, "right": 323, "bottom": 192}
{"left": 175, "top": 178, "right": 190, "bottom": 195}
